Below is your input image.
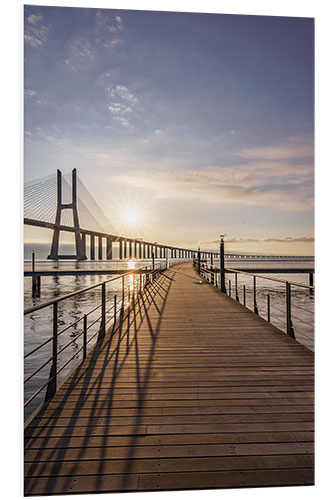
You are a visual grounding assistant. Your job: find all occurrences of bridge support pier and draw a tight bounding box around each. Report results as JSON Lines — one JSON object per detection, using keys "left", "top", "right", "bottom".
{"left": 48, "top": 169, "right": 87, "bottom": 260}
{"left": 98, "top": 236, "right": 103, "bottom": 260}
{"left": 90, "top": 235, "right": 95, "bottom": 260}
{"left": 107, "top": 237, "right": 112, "bottom": 260}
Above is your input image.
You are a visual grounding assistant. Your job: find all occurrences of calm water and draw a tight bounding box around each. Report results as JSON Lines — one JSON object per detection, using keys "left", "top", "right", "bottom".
{"left": 24, "top": 256, "right": 314, "bottom": 420}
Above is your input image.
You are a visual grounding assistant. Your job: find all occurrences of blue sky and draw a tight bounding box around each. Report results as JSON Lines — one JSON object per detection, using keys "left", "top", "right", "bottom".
{"left": 24, "top": 5, "right": 314, "bottom": 254}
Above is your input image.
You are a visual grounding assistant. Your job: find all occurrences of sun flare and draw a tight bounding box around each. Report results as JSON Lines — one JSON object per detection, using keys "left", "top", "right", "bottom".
{"left": 123, "top": 209, "right": 141, "bottom": 226}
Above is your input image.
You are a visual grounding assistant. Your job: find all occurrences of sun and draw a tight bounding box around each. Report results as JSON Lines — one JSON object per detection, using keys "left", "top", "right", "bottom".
{"left": 123, "top": 209, "right": 141, "bottom": 226}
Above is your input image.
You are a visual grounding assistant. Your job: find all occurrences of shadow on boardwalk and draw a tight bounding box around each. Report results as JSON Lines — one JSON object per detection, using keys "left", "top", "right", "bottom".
{"left": 25, "top": 269, "right": 175, "bottom": 495}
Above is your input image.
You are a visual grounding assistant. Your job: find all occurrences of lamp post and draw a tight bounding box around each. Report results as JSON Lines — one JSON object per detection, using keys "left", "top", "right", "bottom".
{"left": 220, "top": 234, "right": 226, "bottom": 293}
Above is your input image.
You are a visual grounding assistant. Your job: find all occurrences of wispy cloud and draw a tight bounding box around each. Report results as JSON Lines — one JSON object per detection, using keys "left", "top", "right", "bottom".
{"left": 64, "top": 37, "right": 96, "bottom": 71}
{"left": 199, "top": 236, "right": 314, "bottom": 245}
{"left": 107, "top": 84, "right": 138, "bottom": 127}
{"left": 24, "top": 12, "right": 51, "bottom": 49}
{"left": 115, "top": 136, "right": 314, "bottom": 211}
{"left": 24, "top": 89, "right": 37, "bottom": 97}
{"left": 239, "top": 136, "right": 313, "bottom": 162}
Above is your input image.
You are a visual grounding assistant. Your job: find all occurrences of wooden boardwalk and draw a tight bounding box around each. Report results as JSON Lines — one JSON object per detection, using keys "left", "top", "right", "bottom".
{"left": 24, "top": 263, "right": 314, "bottom": 495}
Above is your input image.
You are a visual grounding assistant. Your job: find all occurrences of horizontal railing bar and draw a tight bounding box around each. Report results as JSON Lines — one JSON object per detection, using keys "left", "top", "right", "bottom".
{"left": 291, "top": 303, "right": 314, "bottom": 315}
{"left": 225, "top": 267, "right": 314, "bottom": 289}
{"left": 291, "top": 315, "right": 314, "bottom": 329}
{"left": 86, "top": 315, "right": 102, "bottom": 331}
{"left": 24, "top": 355, "right": 53, "bottom": 384}
{"left": 24, "top": 267, "right": 151, "bottom": 315}
{"left": 56, "top": 330, "right": 84, "bottom": 357}
{"left": 57, "top": 315, "right": 85, "bottom": 337}
{"left": 293, "top": 328, "right": 314, "bottom": 341}
{"left": 86, "top": 329, "right": 100, "bottom": 346}
{"left": 56, "top": 347, "right": 84, "bottom": 377}
{"left": 270, "top": 304, "right": 286, "bottom": 315}
{"left": 105, "top": 315, "right": 115, "bottom": 327}
{"left": 269, "top": 314, "right": 286, "bottom": 325}
{"left": 24, "top": 336, "right": 53, "bottom": 360}
{"left": 24, "top": 378, "right": 51, "bottom": 408}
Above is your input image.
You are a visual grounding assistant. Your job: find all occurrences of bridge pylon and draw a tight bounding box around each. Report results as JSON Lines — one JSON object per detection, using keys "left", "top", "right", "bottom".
{"left": 47, "top": 168, "right": 87, "bottom": 260}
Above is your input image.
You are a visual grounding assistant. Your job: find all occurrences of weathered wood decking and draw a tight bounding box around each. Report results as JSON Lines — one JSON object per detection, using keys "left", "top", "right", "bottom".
{"left": 24, "top": 263, "right": 314, "bottom": 495}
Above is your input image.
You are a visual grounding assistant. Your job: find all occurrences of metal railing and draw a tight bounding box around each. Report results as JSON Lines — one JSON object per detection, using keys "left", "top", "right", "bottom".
{"left": 24, "top": 263, "right": 165, "bottom": 418}
{"left": 194, "top": 259, "right": 314, "bottom": 349}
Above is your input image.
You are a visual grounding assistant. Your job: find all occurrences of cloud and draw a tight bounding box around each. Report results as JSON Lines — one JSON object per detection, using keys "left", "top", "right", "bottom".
{"left": 27, "top": 14, "right": 43, "bottom": 25}
{"left": 199, "top": 236, "right": 314, "bottom": 245}
{"left": 115, "top": 136, "right": 314, "bottom": 211}
{"left": 107, "top": 84, "right": 138, "bottom": 127}
{"left": 24, "top": 89, "right": 37, "bottom": 97}
{"left": 238, "top": 136, "right": 314, "bottom": 162}
{"left": 24, "top": 13, "right": 51, "bottom": 49}
{"left": 64, "top": 38, "right": 96, "bottom": 71}
{"left": 115, "top": 16, "right": 123, "bottom": 30}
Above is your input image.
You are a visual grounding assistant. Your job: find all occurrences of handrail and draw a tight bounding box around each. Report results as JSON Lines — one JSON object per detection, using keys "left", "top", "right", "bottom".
{"left": 194, "top": 259, "right": 314, "bottom": 349}
{"left": 24, "top": 265, "right": 153, "bottom": 315}
{"left": 225, "top": 267, "right": 315, "bottom": 290}
{"left": 24, "top": 263, "right": 166, "bottom": 418}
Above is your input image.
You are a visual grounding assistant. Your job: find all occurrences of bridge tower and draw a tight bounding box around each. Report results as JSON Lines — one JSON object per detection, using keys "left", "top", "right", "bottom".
{"left": 47, "top": 168, "right": 87, "bottom": 260}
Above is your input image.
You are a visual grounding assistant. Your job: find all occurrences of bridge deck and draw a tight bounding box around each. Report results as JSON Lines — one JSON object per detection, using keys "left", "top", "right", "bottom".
{"left": 24, "top": 263, "right": 314, "bottom": 495}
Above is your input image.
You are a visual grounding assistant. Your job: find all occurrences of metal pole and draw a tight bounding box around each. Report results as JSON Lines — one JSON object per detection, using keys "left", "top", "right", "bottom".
{"left": 152, "top": 251, "right": 155, "bottom": 270}
{"left": 98, "top": 282, "right": 106, "bottom": 341}
{"left": 253, "top": 276, "right": 258, "bottom": 314}
{"left": 114, "top": 294, "right": 117, "bottom": 323}
{"left": 83, "top": 314, "right": 87, "bottom": 359}
{"left": 267, "top": 294, "right": 270, "bottom": 322}
{"left": 228, "top": 279, "right": 231, "bottom": 296}
{"left": 220, "top": 235, "right": 226, "bottom": 293}
{"left": 45, "top": 302, "right": 58, "bottom": 401}
{"left": 286, "top": 282, "right": 295, "bottom": 338}
{"left": 243, "top": 285, "right": 246, "bottom": 306}
{"left": 198, "top": 247, "right": 201, "bottom": 275}
{"left": 235, "top": 272, "right": 239, "bottom": 301}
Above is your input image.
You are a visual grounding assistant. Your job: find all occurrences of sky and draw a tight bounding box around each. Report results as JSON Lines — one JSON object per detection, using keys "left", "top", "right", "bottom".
{"left": 24, "top": 5, "right": 314, "bottom": 255}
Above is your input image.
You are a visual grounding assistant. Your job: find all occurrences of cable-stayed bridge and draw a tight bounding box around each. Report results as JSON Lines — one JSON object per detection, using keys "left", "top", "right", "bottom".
{"left": 24, "top": 168, "right": 314, "bottom": 265}
{"left": 24, "top": 168, "right": 213, "bottom": 261}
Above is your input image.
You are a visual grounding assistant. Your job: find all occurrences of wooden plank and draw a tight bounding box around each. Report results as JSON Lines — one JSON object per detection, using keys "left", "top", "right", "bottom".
{"left": 25, "top": 431, "right": 314, "bottom": 450}
{"left": 25, "top": 454, "right": 315, "bottom": 477}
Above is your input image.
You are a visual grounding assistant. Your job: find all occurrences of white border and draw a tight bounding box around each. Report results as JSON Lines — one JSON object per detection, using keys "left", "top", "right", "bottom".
{"left": 2, "top": 1, "right": 331, "bottom": 500}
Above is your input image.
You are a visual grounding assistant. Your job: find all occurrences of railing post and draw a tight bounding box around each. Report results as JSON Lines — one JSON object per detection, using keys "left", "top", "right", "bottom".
{"left": 220, "top": 235, "right": 226, "bottom": 293}
{"left": 235, "top": 272, "right": 239, "bottom": 301}
{"left": 114, "top": 294, "right": 117, "bottom": 323}
{"left": 228, "top": 279, "right": 231, "bottom": 296}
{"left": 31, "top": 249, "right": 41, "bottom": 298}
{"left": 286, "top": 282, "right": 295, "bottom": 338}
{"left": 198, "top": 248, "right": 201, "bottom": 275}
{"left": 253, "top": 276, "right": 259, "bottom": 314}
{"left": 267, "top": 294, "right": 270, "bottom": 322}
{"left": 243, "top": 285, "right": 246, "bottom": 306}
{"left": 83, "top": 314, "right": 87, "bottom": 359}
{"left": 45, "top": 301, "right": 58, "bottom": 402}
{"left": 309, "top": 273, "right": 314, "bottom": 295}
{"left": 98, "top": 282, "right": 106, "bottom": 341}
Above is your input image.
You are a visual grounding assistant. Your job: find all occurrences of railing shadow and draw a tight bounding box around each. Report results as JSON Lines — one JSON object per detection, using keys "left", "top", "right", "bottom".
{"left": 24, "top": 268, "right": 175, "bottom": 495}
